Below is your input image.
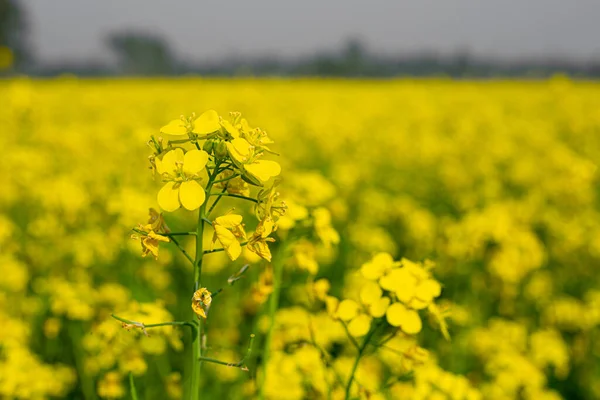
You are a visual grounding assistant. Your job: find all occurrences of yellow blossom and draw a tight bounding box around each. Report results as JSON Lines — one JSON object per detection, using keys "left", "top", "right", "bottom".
{"left": 226, "top": 138, "right": 281, "bottom": 185}
{"left": 211, "top": 214, "right": 246, "bottom": 261}
{"left": 386, "top": 302, "right": 423, "bottom": 334}
{"left": 132, "top": 230, "right": 170, "bottom": 260}
{"left": 361, "top": 253, "right": 396, "bottom": 281}
{"left": 247, "top": 217, "right": 276, "bottom": 262}
{"left": 160, "top": 109, "right": 221, "bottom": 137}
{"left": 192, "top": 288, "right": 212, "bottom": 319}
{"left": 156, "top": 148, "right": 209, "bottom": 212}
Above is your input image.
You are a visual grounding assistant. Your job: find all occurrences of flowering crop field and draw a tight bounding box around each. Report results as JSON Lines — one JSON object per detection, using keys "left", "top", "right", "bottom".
{"left": 1, "top": 77, "right": 600, "bottom": 400}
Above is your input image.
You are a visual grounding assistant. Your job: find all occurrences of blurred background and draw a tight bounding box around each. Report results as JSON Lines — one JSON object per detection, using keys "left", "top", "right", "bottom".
{"left": 2, "top": 0, "right": 600, "bottom": 77}
{"left": 2, "top": 1, "right": 600, "bottom": 400}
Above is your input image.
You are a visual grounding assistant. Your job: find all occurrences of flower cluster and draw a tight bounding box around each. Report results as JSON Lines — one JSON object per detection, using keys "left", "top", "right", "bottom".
{"left": 325, "top": 253, "right": 444, "bottom": 337}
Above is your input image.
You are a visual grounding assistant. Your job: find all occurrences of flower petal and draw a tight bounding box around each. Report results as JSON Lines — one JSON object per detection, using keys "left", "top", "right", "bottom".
{"left": 179, "top": 180, "right": 205, "bottom": 211}
{"left": 157, "top": 182, "right": 181, "bottom": 212}
{"left": 402, "top": 310, "right": 423, "bottom": 335}
{"left": 161, "top": 119, "right": 187, "bottom": 136}
{"left": 337, "top": 299, "right": 359, "bottom": 321}
{"left": 348, "top": 314, "right": 372, "bottom": 337}
{"left": 360, "top": 281, "right": 382, "bottom": 306}
{"left": 183, "top": 149, "right": 209, "bottom": 176}
{"left": 193, "top": 110, "right": 220, "bottom": 135}
{"left": 369, "top": 296, "right": 390, "bottom": 318}
{"left": 160, "top": 148, "right": 184, "bottom": 175}
{"left": 245, "top": 160, "right": 281, "bottom": 182}
{"left": 214, "top": 225, "right": 241, "bottom": 261}
{"left": 221, "top": 120, "right": 240, "bottom": 138}
{"left": 215, "top": 214, "right": 243, "bottom": 229}
{"left": 386, "top": 302, "right": 408, "bottom": 327}
{"left": 226, "top": 138, "right": 252, "bottom": 164}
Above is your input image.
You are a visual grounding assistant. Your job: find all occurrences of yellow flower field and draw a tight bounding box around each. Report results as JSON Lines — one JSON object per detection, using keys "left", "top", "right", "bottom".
{"left": 1, "top": 77, "right": 600, "bottom": 399}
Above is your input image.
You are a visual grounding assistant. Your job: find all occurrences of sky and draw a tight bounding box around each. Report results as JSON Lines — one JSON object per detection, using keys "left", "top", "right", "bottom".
{"left": 24, "top": 0, "right": 600, "bottom": 63}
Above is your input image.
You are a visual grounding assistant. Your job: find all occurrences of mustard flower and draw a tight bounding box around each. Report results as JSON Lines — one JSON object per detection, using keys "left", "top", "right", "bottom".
{"left": 139, "top": 231, "right": 170, "bottom": 260}
{"left": 226, "top": 138, "right": 281, "bottom": 185}
{"left": 191, "top": 288, "right": 212, "bottom": 319}
{"left": 386, "top": 302, "right": 423, "bottom": 335}
{"left": 160, "top": 109, "right": 221, "bottom": 138}
{"left": 211, "top": 214, "right": 247, "bottom": 261}
{"left": 155, "top": 148, "right": 209, "bottom": 212}
{"left": 247, "top": 217, "right": 276, "bottom": 262}
{"left": 215, "top": 170, "right": 250, "bottom": 197}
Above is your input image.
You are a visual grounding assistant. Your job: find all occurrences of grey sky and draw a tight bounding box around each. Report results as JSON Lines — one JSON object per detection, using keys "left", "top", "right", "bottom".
{"left": 25, "top": 0, "right": 600, "bottom": 63}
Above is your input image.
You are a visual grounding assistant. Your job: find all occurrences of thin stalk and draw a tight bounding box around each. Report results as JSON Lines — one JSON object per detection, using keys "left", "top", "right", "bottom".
{"left": 203, "top": 242, "right": 248, "bottom": 255}
{"left": 168, "top": 235, "right": 194, "bottom": 265}
{"left": 208, "top": 192, "right": 258, "bottom": 203}
{"left": 111, "top": 314, "right": 197, "bottom": 332}
{"left": 190, "top": 206, "right": 206, "bottom": 400}
{"left": 189, "top": 161, "right": 221, "bottom": 399}
{"left": 211, "top": 174, "right": 239, "bottom": 184}
{"left": 206, "top": 187, "right": 227, "bottom": 217}
{"left": 198, "top": 334, "right": 255, "bottom": 371}
{"left": 340, "top": 321, "right": 360, "bottom": 351}
{"left": 129, "top": 372, "right": 139, "bottom": 400}
{"left": 344, "top": 324, "right": 381, "bottom": 400}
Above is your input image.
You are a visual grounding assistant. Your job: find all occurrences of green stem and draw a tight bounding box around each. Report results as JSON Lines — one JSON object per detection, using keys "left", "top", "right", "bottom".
{"left": 208, "top": 192, "right": 259, "bottom": 203}
{"left": 203, "top": 242, "right": 248, "bottom": 255}
{"left": 211, "top": 174, "right": 239, "bottom": 184}
{"left": 129, "top": 372, "right": 139, "bottom": 400}
{"left": 165, "top": 232, "right": 197, "bottom": 236}
{"left": 198, "top": 334, "right": 255, "bottom": 371}
{"left": 206, "top": 187, "right": 227, "bottom": 217}
{"left": 190, "top": 207, "right": 206, "bottom": 400}
{"left": 111, "top": 314, "right": 197, "bottom": 332}
{"left": 340, "top": 321, "right": 361, "bottom": 351}
{"left": 168, "top": 235, "right": 195, "bottom": 266}
{"left": 168, "top": 139, "right": 191, "bottom": 145}
{"left": 344, "top": 324, "right": 381, "bottom": 400}
{"left": 189, "top": 161, "right": 221, "bottom": 400}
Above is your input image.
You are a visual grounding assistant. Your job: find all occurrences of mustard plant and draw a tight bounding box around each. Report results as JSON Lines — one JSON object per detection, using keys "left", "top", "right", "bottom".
{"left": 114, "top": 110, "right": 286, "bottom": 399}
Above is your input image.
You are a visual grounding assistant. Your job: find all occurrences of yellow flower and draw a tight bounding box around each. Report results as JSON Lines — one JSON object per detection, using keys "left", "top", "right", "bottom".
{"left": 361, "top": 253, "right": 396, "bottom": 281}
{"left": 386, "top": 302, "right": 423, "bottom": 334}
{"left": 97, "top": 372, "right": 125, "bottom": 399}
{"left": 313, "top": 208, "right": 340, "bottom": 247}
{"left": 251, "top": 267, "right": 274, "bottom": 306}
{"left": 255, "top": 182, "right": 287, "bottom": 222}
{"left": 312, "top": 279, "right": 331, "bottom": 301}
{"left": 211, "top": 214, "right": 246, "bottom": 261}
{"left": 291, "top": 240, "right": 319, "bottom": 275}
{"left": 247, "top": 217, "right": 276, "bottom": 262}
{"left": 146, "top": 207, "right": 170, "bottom": 233}
{"left": 226, "top": 138, "right": 281, "bottom": 185}
{"left": 358, "top": 281, "right": 391, "bottom": 318}
{"left": 337, "top": 299, "right": 359, "bottom": 321}
{"left": 378, "top": 258, "right": 442, "bottom": 309}
{"left": 131, "top": 230, "right": 170, "bottom": 260}
{"left": 215, "top": 170, "right": 250, "bottom": 197}
{"left": 347, "top": 313, "right": 372, "bottom": 337}
{"left": 156, "top": 148, "right": 209, "bottom": 212}
{"left": 191, "top": 288, "right": 212, "bottom": 319}
{"left": 160, "top": 110, "right": 221, "bottom": 137}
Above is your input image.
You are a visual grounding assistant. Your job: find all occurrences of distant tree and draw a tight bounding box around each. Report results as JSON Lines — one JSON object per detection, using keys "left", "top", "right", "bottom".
{"left": 342, "top": 38, "right": 367, "bottom": 76}
{"left": 107, "top": 31, "right": 175, "bottom": 75}
{"left": 0, "top": 0, "right": 31, "bottom": 70}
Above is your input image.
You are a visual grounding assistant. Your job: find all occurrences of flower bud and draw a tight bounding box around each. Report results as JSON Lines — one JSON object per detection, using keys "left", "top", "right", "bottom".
{"left": 203, "top": 139, "right": 215, "bottom": 153}
{"left": 215, "top": 140, "right": 228, "bottom": 159}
